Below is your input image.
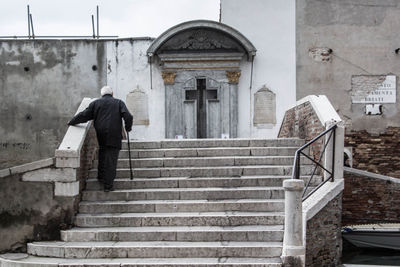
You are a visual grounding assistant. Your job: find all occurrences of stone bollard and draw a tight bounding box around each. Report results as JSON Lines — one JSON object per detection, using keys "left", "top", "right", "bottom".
{"left": 281, "top": 179, "right": 305, "bottom": 267}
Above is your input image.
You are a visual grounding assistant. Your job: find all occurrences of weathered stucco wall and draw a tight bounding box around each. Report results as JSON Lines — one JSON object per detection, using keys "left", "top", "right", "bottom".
{"left": 0, "top": 39, "right": 155, "bottom": 168}
{"left": 105, "top": 38, "right": 164, "bottom": 140}
{"left": 221, "top": 0, "right": 296, "bottom": 138}
{"left": 0, "top": 174, "right": 76, "bottom": 252}
{"left": 0, "top": 125, "right": 97, "bottom": 253}
{"left": 0, "top": 40, "right": 106, "bottom": 168}
{"left": 297, "top": 0, "right": 400, "bottom": 134}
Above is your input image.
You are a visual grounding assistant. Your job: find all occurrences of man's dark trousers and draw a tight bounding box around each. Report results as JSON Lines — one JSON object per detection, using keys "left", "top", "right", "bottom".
{"left": 98, "top": 146, "right": 120, "bottom": 190}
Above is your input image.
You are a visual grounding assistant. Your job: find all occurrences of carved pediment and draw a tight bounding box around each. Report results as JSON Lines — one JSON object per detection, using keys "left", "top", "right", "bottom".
{"left": 159, "top": 28, "right": 244, "bottom": 53}
{"left": 177, "top": 30, "right": 232, "bottom": 50}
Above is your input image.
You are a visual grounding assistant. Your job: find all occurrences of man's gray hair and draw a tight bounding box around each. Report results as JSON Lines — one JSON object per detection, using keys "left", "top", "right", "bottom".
{"left": 100, "top": 86, "right": 113, "bottom": 96}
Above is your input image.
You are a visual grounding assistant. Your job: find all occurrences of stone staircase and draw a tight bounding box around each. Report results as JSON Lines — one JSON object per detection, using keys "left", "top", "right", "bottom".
{"left": 1, "top": 138, "right": 316, "bottom": 267}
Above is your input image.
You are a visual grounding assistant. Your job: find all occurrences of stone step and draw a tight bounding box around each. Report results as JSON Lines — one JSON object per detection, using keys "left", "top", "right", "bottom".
{"left": 0, "top": 254, "right": 282, "bottom": 266}
{"left": 79, "top": 199, "right": 284, "bottom": 213}
{"left": 27, "top": 241, "right": 282, "bottom": 259}
{"left": 75, "top": 211, "right": 284, "bottom": 227}
{"left": 122, "top": 138, "right": 304, "bottom": 149}
{"left": 61, "top": 225, "right": 283, "bottom": 242}
{"left": 82, "top": 187, "right": 284, "bottom": 202}
{"left": 88, "top": 165, "right": 314, "bottom": 178}
{"left": 92, "top": 156, "right": 311, "bottom": 169}
{"left": 85, "top": 176, "right": 321, "bottom": 190}
{"left": 118, "top": 147, "right": 301, "bottom": 159}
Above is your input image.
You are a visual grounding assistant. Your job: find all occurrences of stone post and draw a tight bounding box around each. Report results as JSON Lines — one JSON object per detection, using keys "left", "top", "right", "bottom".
{"left": 324, "top": 121, "right": 335, "bottom": 181}
{"left": 324, "top": 120, "right": 345, "bottom": 181}
{"left": 333, "top": 121, "right": 345, "bottom": 180}
{"left": 282, "top": 179, "right": 305, "bottom": 267}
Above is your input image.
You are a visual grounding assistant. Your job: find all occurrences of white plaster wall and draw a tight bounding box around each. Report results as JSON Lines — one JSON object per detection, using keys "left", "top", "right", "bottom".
{"left": 106, "top": 39, "right": 165, "bottom": 140}
{"left": 221, "top": 0, "right": 296, "bottom": 138}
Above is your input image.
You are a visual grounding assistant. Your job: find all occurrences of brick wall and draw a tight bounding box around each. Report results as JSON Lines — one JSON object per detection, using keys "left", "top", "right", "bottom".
{"left": 306, "top": 193, "right": 342, "bottom": 267}
{"left": 279, "top": 101, "right": 325, "bottom": 161}
{"left": 342, "top": 168, "right": 400, "bottom": 226}
{"left": 345, "top": 127, "right": 400, "bottom": 178}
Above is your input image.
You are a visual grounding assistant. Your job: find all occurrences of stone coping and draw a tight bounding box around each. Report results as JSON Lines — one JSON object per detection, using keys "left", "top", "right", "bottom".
{"left": 55, "top": 98, "right": 94, "bottom": 158}
{"left": 344, "top": 166, "right": 400, "bottom": 184}
{"left": 295, "top": 95, "right": 342, "bottom": 127}
{"left": 303, "top": 178, "right": 344, "bottom": 221}
{"left": 0, "top": 158, "right": 54, "bottom": 179}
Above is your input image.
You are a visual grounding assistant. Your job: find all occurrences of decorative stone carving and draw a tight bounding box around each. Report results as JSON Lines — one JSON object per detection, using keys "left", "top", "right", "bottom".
{"left": 126, "top": 86, "right": 150, "bottom": 126}
{"left": 226, "top": 71, "right": 241, "bottom": 84}
{"left": 253, "top": 85, "right": 276, "bottom": 126}
{"left": 162, "top": 72, "right": 177, "bottom": 85}
{"left": 177, "top": 30, "right": 232, "bottom": 50}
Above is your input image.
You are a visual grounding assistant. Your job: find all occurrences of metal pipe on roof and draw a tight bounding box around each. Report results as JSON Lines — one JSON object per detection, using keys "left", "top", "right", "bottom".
{"left": 29, "top": 14, "right": 35, "bottom": 39}
{"left": 92, "top": 15, "right": 95, "bottom": 39}
{"left": 27, "top": 5, "right": 31, "bottom": 39}
{"left": 96, "top": 6, "right": 99, "bottom": 39}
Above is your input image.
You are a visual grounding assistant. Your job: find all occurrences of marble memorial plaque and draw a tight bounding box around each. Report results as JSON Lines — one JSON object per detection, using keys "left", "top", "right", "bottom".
{"left": 351, "top": 75, "right": 396, "bottom": 104}
{"left": 126, "top": 88, "right": 149, "bottom": 125}
{"left": 253, "top": 86, "right": 276, "bottom": 126}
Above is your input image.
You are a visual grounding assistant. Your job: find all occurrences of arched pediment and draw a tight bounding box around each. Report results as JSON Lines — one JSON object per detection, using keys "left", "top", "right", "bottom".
{"left": 147, "top": 20, "right": 256, "bottom": 62}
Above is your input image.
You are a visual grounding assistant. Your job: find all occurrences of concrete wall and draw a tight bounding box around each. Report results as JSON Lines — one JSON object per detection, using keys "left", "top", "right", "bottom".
{"left": 0, "top": 38, "right": 156, "bottom": 168}
{"left": 220, "top": 0, "right": 296, "bottom": 138}
{"left": 297, "top": 0, "right": 400, "bottom": 134}
{"left": 0, "top": 124, "right": 97, "bottom": 253}
{"left": 0, "top": 173, "right": 75, "bottom": 252}
{"left": 0, "top": 40, "right": 106, "bottom": 168}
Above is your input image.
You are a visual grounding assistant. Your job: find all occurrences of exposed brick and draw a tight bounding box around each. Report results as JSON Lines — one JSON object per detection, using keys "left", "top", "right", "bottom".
{"left": 345, "top": 127, "right": 400, "bottom": 177}
{"left": 278, "top": 101, "right": 325, "bottom": 166}
{"left": 306, "top": 193, "right": 342, "bottom": 267}
{"left": 343, "top": 170, "right": 400, "bottom": 225}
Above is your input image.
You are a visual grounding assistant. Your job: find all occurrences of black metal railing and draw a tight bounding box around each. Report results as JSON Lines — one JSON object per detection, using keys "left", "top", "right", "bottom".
{"left": 292, "top": 124, "right": 337, "bottom": 201}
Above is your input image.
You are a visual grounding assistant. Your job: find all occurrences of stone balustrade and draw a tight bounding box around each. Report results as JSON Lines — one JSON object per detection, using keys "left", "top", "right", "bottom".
{"left": 279, "top": 95, "right": 344, "bottom": 266}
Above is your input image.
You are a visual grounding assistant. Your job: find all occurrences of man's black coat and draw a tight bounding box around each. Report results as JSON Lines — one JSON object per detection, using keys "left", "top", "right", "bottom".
{"left": 68, "top": 94, "right": 133, "bottom": 149}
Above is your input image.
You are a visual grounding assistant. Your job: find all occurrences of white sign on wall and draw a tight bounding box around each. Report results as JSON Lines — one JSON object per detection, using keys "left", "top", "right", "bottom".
{"left": 352, "top": 75, "right": 396, "bottom": 104}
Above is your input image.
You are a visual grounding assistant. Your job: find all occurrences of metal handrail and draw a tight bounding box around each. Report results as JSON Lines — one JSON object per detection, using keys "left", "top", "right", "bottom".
{"left": 292, "top": 124, "right": 337, "bottom": 201}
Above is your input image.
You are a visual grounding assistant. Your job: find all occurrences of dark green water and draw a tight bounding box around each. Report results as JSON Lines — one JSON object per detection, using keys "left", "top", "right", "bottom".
{"left": 342, "top": 241, "right": 400, "bottom": 265}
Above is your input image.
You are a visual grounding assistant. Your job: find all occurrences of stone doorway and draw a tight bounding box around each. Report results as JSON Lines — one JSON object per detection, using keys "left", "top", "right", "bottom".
{"left": 147, "top": 20, "right": 256, "bottom": 139}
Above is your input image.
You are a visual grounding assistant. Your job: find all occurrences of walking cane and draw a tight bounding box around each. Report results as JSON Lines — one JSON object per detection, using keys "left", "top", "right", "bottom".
{"left": 127, "top": 131, "right": 133, "bottom": 180}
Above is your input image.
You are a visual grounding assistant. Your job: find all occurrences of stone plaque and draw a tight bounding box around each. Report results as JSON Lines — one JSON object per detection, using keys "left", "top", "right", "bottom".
{"left": 253, "top": 86, "right": 276, "bottom": 126}
{"left": 126, "top": 87, "right": 149, "bottom": 125}
{"left": 351, "top": 75, "right": 396, "bottom": 104}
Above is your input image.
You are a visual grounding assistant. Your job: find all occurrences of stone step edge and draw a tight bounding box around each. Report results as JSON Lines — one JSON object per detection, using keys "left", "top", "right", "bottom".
{"left": 79, "top": 199, "right": 285, "bottom": 205}
{"left": 89, "top": 165, "right": 311, "bottom": 172}
{"left": 62, "top": 225, "right": 284, "bottom": 232}
{"left": 28, "top": 241, "right": 283, "bottom": 247}
{"left": 122, "top": 138, "right": 303, "bottom": 146}
{"left": 86, "top": 175, "right": 308, "bottom": 181}
{"left": 119, "top": 146, "right": 300, "bottom": 150}
{"left": 111, "top": 156, "right": 300, "bottom": 161}
{"left": 76, "top": 211, "right": 284, "bottom": 217}
{"left": 0, "top": 254, "right": 282, "bottom": 266}
{"left": 83, "top": 186, "right": 285, "bottom": 193}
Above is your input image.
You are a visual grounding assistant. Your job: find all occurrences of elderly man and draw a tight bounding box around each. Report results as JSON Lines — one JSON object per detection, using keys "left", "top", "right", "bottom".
{"left": 68, "top": 86, "right": 133, "bottom": 192}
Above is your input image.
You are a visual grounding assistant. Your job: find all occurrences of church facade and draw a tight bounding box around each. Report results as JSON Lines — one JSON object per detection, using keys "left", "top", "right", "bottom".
{"left": 2, "top": 0, "right": 400, "bottom": 177}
